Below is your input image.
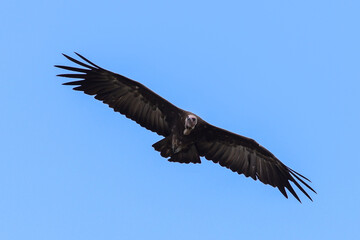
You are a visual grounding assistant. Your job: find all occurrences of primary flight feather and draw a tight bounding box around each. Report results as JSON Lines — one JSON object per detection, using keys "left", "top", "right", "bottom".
{"left": 56, "top": 53, "right": 316, "bottom": 202}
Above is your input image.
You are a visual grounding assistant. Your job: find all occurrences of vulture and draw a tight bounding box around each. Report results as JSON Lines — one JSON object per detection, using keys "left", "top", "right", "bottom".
{"left": 56, "top": 53, "right": 316, "bottom": 202}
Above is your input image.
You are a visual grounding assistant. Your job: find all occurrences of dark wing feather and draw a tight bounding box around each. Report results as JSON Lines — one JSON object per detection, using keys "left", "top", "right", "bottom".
{"left": 55, "top": 53, "right": 181, "bottom": 136}
{"left": 196, "top": 124, "right": 316, "bottom": 202}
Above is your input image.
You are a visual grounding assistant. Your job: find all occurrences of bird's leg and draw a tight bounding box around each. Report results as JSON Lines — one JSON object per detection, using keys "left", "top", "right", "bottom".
{"left": 172, "top": 135, "right": 182, "bottom": 153}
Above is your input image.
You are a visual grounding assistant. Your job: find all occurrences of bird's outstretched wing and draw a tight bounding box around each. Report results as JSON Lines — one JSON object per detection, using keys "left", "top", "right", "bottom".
{"left": 196, "top": 124, "right": 316, "bottom": 202}
{"left": 55, "top": 53, "right": 181, "bottom": 137}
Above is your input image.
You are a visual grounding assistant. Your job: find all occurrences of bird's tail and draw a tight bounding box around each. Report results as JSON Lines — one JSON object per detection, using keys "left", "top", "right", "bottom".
{"left": 152, "top": 137, "right": 173, "bottom": 158}
{"left": 152, "top": 138, "right": 201, "bottom": 164}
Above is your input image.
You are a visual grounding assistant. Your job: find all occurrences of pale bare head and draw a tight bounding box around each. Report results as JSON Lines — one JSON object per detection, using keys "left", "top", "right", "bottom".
{"left": 183, "top": 114, "right": 197, "bottom": 135}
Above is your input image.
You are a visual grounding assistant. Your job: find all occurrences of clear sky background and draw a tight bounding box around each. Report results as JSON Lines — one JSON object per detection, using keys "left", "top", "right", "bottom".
{"left": 1, "top": 1, "right": 360, "bottom": 239}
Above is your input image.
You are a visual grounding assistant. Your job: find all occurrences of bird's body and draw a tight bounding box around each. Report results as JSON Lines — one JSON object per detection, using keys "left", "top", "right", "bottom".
{"left": 56, "top": 53, "right": 316, "bottom": 202}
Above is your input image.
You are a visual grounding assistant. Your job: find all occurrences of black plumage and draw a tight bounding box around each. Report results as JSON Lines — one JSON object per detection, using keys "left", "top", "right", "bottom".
{"left": 56, "top": 53, "right": 316, "bottom": 202}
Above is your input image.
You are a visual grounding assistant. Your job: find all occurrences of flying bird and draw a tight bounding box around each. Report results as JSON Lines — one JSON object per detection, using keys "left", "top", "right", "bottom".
{"left": 56, "top": 53, "right": 316, "bottom": 202}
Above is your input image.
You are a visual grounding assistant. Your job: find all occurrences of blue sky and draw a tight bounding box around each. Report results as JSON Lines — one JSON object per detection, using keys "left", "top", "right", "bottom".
{"left": 1, "top": 0, "right": 360, "bottom": 239}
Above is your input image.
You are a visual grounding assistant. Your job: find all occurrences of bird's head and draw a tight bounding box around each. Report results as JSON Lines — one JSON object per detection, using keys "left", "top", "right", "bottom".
{"left": 184, "top": 114, "right": 198, "bottom": 135}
